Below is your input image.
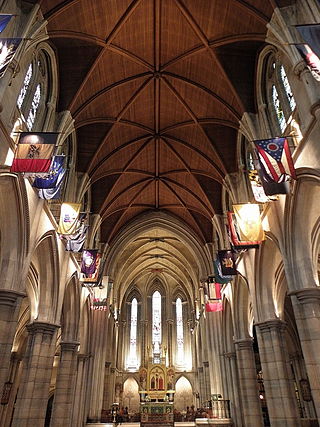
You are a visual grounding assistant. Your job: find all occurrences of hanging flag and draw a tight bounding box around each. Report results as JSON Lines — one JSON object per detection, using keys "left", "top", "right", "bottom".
{"left": 254, "top": 157, "right": 290, "bottom": 196}
{"left": 295, "top": 44, "right": 320, "bottom": 81}
{"left": 205, "top": 302, "right": 223, "bottom": 312}
{"left": 214, "top": 258, "right": 232, "bottom": 284}
{"left": 208, "top": 281, "right": 222, "bottom": 300}
{"left": 81, "top": 250, "right": 101, "bottom": 283}
{"left": 64, "top": 224, "right": 88, "bottom": 252}
{"left": 10, "top": 132, "right": 57, "bottom": 173}
{"left": 0, "top": 15, "right": 13, "bottom": 33}
{"left": 91, "top": 297, "right": 108, "bottom": 311}
{"left": 33, "top": 155, "right": 65, "bottom": 189}
{"left": 57, "top": 202, "right": 81, "bottom": 235}
{"left": 227, "top": 204, "right": 264, "bottom": 249}
{"left": 248, "top": 169, "right": 270, "bottom": 202}
{"left": 295, "top": 24, "right": 320, "bottom": 59}
{"left": 0, "top": 38, "right": 21, "bottom": 77}
{"left": 218, "top": 250, "right": 237, "bottom": 276}
{"left": 254, "top": 138, "right": 296, "bottom": 182}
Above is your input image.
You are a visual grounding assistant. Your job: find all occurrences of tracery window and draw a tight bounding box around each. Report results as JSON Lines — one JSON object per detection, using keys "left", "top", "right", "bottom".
{"left": 16, "top": 50, "right": 51, "bottom": 131}
{"left": 265, "top": 53, "right": 298, "bottom": 135}
{"left": 176, "top": 298, "right": 184, "bottom": 364}
{"left": 152, "top": 291, "right": 162, "bottom": 356}
{"left": 128, "top": 298, "right": 138, "bottom": 369}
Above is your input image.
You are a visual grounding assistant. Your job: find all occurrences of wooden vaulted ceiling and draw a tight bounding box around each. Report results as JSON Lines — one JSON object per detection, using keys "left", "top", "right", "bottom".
{"left": 40, "top": 0, "right": 275, "bottom": 244}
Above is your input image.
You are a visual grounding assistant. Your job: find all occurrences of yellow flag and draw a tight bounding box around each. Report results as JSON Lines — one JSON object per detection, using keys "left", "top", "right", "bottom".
{"left": 233, "top": 204, "right": 265, "bottom": 242}
{"left": 57, "top": 203, "right": 81, "bottom": 235}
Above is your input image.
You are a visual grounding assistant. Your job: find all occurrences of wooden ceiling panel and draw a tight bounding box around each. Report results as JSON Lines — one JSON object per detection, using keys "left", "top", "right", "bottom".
{"left": 46, "top": 0, "right": 132, "bottom": 39}
{"left": 163, "top": 76, "right": 240, "bottom": 123}
{"left": 91, "top": 126, "right": 151, "bottom": 172}
{"left": 75, "top": 76, "right": 150, "bottom": 122}
{"left": 160, "top": 0, "right": 202, "bottom": 65}
{"left": 91, "top": 174, "right": 121, "bottom": 213}
{"left": 76, "top": 122, "right": 112, "bottom": 172}
{"left": 111, "top": 0, "right": 155, "bottom": 65}
{"left": 159, "top": 79, "right": 194, "bottom": 129}
{"left": 90, "top": 136, "right": 152, "bottom": 180}
{"left": 163, "top": 50, "right": 243, "bottom": 114}
{"left": 52, "top": 38, "right": 103, "bottom": 111}
{"left": 42, "top": 0, "right": 275, "bottom": 243}
{"left": 73, "top": 49, "right": 151, "bottom": 113}
{"left": 181, "top": 0, "right": 270, "bottom": 40}
{"left": 202, "top": 124, "right": 238, "bottom": 174}
{"left": 121, "top": 81, "right": 155, "bottom": 129}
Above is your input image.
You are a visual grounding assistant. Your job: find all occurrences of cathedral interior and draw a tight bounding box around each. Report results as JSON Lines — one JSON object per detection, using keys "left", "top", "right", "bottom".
{"left": 0, "top": 0, "right": 320, "bottom": 426}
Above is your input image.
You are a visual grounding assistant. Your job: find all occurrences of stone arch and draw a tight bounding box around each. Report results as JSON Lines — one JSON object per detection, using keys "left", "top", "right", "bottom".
{"left": 175, "top": 375, "right": 194, "bottom": 412}
{"left": 61, "top": 274, "right": 81, "bottom": 342}
{"left": 32, "top": 231, "right": 60, "bottom": 324}
{"left": 79, "top": 295, "right": 91, "bottom": 355}
{"left": 122, "top": 376, "right": 140, "bottom": 413}
{"left": 0, "top": 173, "right": 29, "bottom": 292}
{"left": 285, "top": 173, "right": 320, "bottom": 290}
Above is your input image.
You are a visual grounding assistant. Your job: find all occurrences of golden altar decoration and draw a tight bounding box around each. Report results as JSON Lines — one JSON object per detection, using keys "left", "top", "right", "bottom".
{"left": 139, "top": 346, "right": 175, "bottom": 426}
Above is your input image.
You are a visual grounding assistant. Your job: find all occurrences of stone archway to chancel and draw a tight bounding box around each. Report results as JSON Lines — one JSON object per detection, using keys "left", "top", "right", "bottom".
{"left": 123, "top": 377, "right": 140, "bottom": 415}
{"left": 174, "top": 376, "right": 193, "bottom": 412}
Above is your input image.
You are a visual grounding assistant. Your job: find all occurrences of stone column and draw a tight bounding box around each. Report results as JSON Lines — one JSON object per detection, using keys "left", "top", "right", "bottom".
{"left": 234, "top": 338, "right": 263, "bottom": 427}
{"left": 167, "top": 319, "right": 173, "bottom": 366}
{"left": 290, "top": 288, "right": 320, "bottom": 422}
{"left": 71, "top": 354, "right": 90, "bottom": 427}
{"left": 0, "top": 290, "right": 25, "bottom": 398}
{"left": 203, "top": 361, "right": 211, "bottom": 403}
{"left": 11, "top": 321, "right": 59, "bottom": 427}
{"left": 224, "top": 352, "right": 243, "bottom": 427}
{"left": 50, "top": 341, "right": 79, "bottom": 427}
{"left": 255, "top": 319, "right": 301, "bottom": 427}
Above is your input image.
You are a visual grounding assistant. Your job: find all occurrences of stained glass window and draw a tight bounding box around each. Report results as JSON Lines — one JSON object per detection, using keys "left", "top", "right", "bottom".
{"left": 26, "top": 83, "right": 41, "bottom": 130}
{"left": 280, "top": 65, "right": 296, "bottom": 111}
{"left": 152, "top": 291, "right": 161, "bottom": 355}
{"left": 128, "top": 298, "right": 138, "bottom": 368}
{"left": 17, "top": 63, "right": 32, "bottom": 109}
{"left": 272, "top": 85, "right": 286, "bottom": 132}
{"left": 176, "top": 298, "right": 184, "bottom": 364}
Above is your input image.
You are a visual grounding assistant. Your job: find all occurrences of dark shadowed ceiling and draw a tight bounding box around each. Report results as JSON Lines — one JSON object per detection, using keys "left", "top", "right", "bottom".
{"left": 39, "top": 0, "right": 275, "bottom": 244}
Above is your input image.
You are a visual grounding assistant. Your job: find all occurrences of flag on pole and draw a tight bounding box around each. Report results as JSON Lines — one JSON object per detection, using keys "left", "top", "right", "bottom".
{"left": 208, "top": 281, "right": 222, "bottom": 300}
{"left": 0, "top": 15, "right": 13, "bottom": 33}
{"left": 254, "top": 157, "right": 291, "bottom": 196}
{"left": 64, "top": 224, "right": 88, "bottom": 252}
{"left": 0, "top": 38, "right": 21, "bottom": 77}
{"left": 218, "top": 250, "right": 237, "bottom": 276}
{"left": 214, "top": 258, "right": 232, "bottom": 284}
{"left": 33, "top": 155, "right": 65, "bottom": 189}
{"left": 11, "top": 132, "right": 57, "bottom": 173}
{"left": 254, "top": 137, "right": 296, "bottom": 181}
{"left": 228, "top": 204, "right": 264, "bottom": 249}
{"left": 205, "top": 302, "right": 223, "bottom": 312}
{"left": 81, "top": 250, "right": 101, "bottom": 283}
{"left": 57, "top": 202, "right": 81, "bottom": 235}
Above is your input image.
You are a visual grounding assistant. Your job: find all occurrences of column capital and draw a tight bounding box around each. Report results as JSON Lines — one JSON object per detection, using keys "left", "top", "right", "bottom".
{"left": 234, "top": 338, "right": 253, "bottom": 349}
{"left": 166, "top": 319, "right": 174, "bottom": 325}
{"left": 60, "top": 341, "right": 80, "bottom": 351}
{"left": 0, "top": 289, "right": 26, "bottom": 307}
{"left": 78, "top": 353, "right": 90, "bottom": 362}
{"left": 224, "top": 351, "right": 236, "bottom": 360}
{"left": 26, "top": 321, "right": 60, "bottom": 336}
{"left": 255, "top": 319, "right": 286, "bottom": 332}
{"left": 203, "top": 361, "right": 209, "bottom": 367}
{"left": 288, "top": 287, "right": 320, "bottom": 304}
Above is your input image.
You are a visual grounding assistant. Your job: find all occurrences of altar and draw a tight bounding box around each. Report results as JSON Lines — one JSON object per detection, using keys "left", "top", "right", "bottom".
{"left": 139, "top": 346, "right": 175, "bottom": 427}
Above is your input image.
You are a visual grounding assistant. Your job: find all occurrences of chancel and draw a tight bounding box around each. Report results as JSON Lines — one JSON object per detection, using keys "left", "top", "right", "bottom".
{"left": 0, "top": 1, "right": 320, "bottom": 427}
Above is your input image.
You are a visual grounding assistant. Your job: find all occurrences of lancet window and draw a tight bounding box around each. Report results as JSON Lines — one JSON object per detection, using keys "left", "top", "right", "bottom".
{"left": 128, "top": 298, "right": 138, "bottom": 369}
{"left": 152, "top": 291, "right": 162, "bottom": 356}
{"left": 176, "top": 297, "right": 184, "bottom": 364}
